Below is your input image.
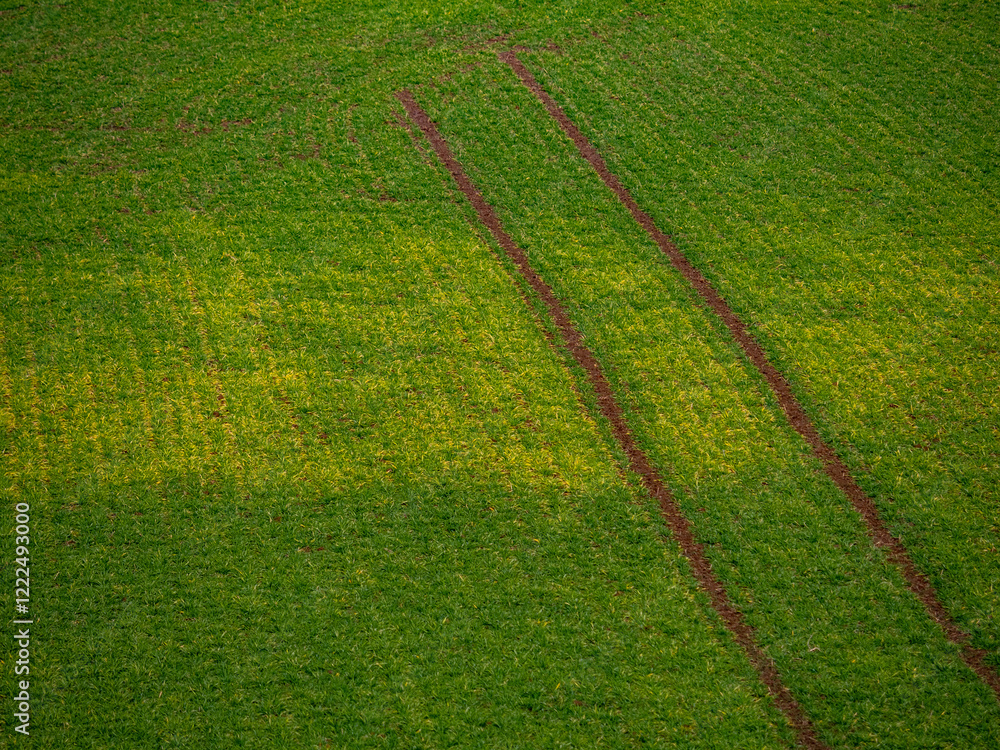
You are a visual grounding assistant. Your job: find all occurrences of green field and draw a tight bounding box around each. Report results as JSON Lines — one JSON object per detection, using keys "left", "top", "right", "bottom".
{"left": 2, "top": 1, "right": 999, "bottom": 747}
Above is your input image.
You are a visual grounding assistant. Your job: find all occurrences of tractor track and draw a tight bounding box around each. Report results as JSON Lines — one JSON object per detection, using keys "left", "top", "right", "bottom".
{"left": 396, "top": 87, "right": 829, "bottom": 750}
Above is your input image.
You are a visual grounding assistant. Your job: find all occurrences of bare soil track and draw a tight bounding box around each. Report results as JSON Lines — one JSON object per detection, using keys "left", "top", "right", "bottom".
{"left": 395, "top": 88, "right": 829, "bottom": 750}
{"left": 497, "top": 49, "right": 1000, "bottom": 703}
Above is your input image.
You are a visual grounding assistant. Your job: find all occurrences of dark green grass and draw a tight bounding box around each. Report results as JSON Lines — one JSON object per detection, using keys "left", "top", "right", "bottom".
{"left": 3, "top": 0, "right": 999, "bottom": 747}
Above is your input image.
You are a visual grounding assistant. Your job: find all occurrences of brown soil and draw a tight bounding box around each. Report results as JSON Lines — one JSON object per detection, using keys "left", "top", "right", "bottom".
{"left": 395, "top": 88, "right": 829, "bottom": 750}
{"left": 497, "top": 49, "right": 1000, "bottom": 703}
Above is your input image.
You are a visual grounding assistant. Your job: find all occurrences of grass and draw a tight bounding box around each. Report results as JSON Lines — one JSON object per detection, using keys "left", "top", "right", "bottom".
{"left": 515, "top": 3, "right": 1000, "bottom": 665}
{"left": 2, "top": 0, "right": 999, "bottom": 747}
{"left": 3, "top": 165, "right": 800, "bottom": 749}
{"left": 415, "top": 47, "right": 1000, "bottom": 747}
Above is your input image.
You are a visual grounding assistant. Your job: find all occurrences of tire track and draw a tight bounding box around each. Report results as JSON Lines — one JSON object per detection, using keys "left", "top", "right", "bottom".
{"left": 498, "top": 49, "right": 1000, "bottom": 702}
{"left": 395, "top": 87, "right": 828, "bottom": 750}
